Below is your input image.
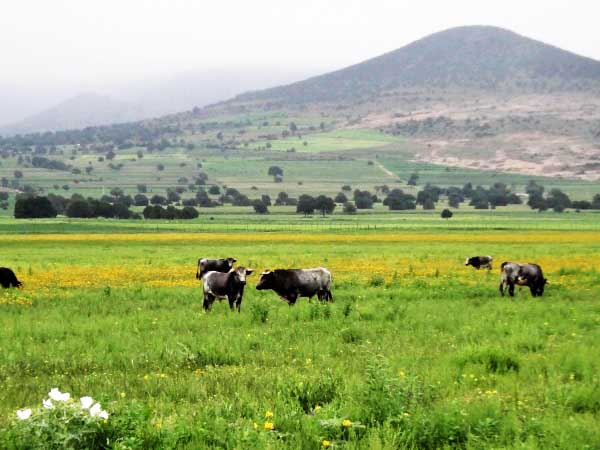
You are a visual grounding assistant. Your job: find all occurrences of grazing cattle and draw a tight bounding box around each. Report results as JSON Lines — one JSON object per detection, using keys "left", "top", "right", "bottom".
{"left": 196, "top": 257, "right": 236, "bottom": 279}
{"left": 500, "top": 262, "right": 547, "bottom": 297}
{"left": 256, "top": 268, "right": 333, "bottom": 305}
{"left": 202, "top": 267, "right": 254, "bottom": 312}
{"left": 465, "top": 255, "right": 493, "bottom": 270}
{"left": 0, "top": 267, "right": 23, "bottom": 288}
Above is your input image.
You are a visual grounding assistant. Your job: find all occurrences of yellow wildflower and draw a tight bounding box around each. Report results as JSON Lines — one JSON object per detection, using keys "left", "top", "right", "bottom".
{"left": 265, "top": 410, "right": 274, "bottom": 419}
{"left": 264, "top": 421, "right": 274, "bottom": 431}
{"left": 342, "top": 419, "right": 352, "bottom": 427}
{"left": 322, "top": 440, "right": 331, "bottom": 448}
{"left": 253, "top": 422, "right": 258, "bottom": 430}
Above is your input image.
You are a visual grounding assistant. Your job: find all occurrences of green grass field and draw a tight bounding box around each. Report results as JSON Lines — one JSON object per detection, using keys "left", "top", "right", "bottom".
{"left": 1, "top": 213, "right": 599, "bottom": 449}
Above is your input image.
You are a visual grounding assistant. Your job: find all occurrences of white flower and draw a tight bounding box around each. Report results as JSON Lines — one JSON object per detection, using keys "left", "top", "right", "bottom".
{"left": 80, "top": 396, "right": 94, "bottom": 409}
{"left": 48, "top": 388, "right": 70, "bottom": 402}
{"left": 89, "top": 402, "right": 109, "bottom": 420}
{"left": 89, "top": 402, "right": 102, "bottom": 417}
{"left": 43, "top": 399, "right": 54, "bottom": 409}
{"left": 16, "top": 409, "right": 32, "bottom": 420}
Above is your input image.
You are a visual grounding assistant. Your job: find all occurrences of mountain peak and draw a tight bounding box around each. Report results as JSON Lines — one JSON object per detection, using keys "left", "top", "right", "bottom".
{"left": 235, "top": 26, "right": 600, "bottom": 105}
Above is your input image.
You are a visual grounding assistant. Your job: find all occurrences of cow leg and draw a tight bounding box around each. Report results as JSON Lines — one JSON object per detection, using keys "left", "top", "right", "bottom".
{"left": 288, "top": 293, "right": 298, "bottom": 306}
{"left": 499, "top": 281, "right": 505, "bottom": 296}
{"left": 529, "top": 285, "right": 537, "bottom": 297}
{"left": 327, "top": 290, "right": 333, "bottom": 303}
{"left": 228, "top": 295, "right": 236, "bottom": 311}
{"left": 203, "top": 293, "right": 215, "bottom": 311}
{"left": 508, "top": 282, "right": 515, "bottom": 297}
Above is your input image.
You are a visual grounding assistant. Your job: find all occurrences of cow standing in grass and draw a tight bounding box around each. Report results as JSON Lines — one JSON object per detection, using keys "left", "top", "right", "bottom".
{"left": 202, "top": 267, "right": 254, "bottom": 312}
{"left": 500, "top": 262, "right": 547, "bottom": 297}
{"left": 196, "top": 257, "right": 236, "bottom": 279}
{"left": 256, "top": 268, "right": 333, "bottom": 305}
{"left": 0, "top": 267, "right": 22, "bottom": 288}
{"left": 465, "top": 255, "right": 493, "bottom": 270}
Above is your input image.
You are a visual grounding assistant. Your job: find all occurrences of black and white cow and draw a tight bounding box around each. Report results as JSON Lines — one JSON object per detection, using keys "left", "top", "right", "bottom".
{"left": 202, "top": 267, "right": 254, "bottom": 312}
{"left": 256, "top": 268, "right": 333, "bottom": 305}
{"left": 196, "top": 257, "right": 236, "bottom": 280}
{"left": 500, "top": 262, "right": 547, "bottom": 297}
{"left": 465, "top": 255, "right": 493, "bottom": 270}
{"left": 0, "top": 267, "right": 23, "bottom": 288}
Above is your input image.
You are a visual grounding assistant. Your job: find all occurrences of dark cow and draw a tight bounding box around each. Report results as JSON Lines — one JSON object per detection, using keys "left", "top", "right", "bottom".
{"left": 500, "top": 262, "right": 547, "bottom": 297}
{"left": 202, "top": 267, "right": 254, "bottom": 312}
{"left": 465, "top": 255, "right": 493, "bottom": 270}
{"left": 256, "top": 268, "right": 333, "bottom": 305}
{"left": 195, "top": 257, "right": 236, "bottom": 279}
{"left": 0, "top": 267, "right": 23, "bottom": 288}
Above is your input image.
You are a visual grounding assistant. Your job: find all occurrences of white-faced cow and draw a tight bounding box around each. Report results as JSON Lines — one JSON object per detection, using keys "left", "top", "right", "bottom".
{"left": 465, "top": 255, "right": 493, "bottom": 270}
{"left": 202, "top": 267, "right": 254, "bottom": 312}
{"left": 196, "top": 257, "right": 236, "bottom": 280}
{"left": 500, "top": 262, "right": 547, "bottom": 297}
{"left": 0, "top": 267, "right": 23, "bottom": 288}
{"left": 255, "top": 268, "right": 333, "bottom": 305}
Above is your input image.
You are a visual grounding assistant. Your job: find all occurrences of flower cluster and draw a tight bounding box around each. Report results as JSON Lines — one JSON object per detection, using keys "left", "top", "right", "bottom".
{"left": 16, "top": 388, "right": 108, "bottom": 421}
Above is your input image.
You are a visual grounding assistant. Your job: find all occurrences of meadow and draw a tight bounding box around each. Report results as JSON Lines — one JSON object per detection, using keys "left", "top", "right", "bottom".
{"left": 1, "top": 215, "right": 599, "bottom": 449}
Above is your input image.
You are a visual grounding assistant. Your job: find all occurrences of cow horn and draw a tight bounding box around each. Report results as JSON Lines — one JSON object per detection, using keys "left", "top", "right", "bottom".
{"left": 261, "top": 270, "right": 271, "bottom": 275}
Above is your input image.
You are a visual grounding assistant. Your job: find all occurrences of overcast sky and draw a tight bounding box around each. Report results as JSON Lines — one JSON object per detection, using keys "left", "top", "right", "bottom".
{"left": 2, "top": 0, "right": 599, "bottom": 89}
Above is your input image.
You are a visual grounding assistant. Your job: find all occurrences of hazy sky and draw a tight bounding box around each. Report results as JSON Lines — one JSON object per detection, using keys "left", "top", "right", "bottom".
{"left": 2, "top": 0, "right": 600, "bottom": 89}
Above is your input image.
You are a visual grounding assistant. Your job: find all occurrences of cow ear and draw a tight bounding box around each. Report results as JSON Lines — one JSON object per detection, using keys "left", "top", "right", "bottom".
{"left": 261, "top": 270, "right": 271, "bottom": 275}
{"left": 246, "top": 268, "right": 254, "bottom": 275}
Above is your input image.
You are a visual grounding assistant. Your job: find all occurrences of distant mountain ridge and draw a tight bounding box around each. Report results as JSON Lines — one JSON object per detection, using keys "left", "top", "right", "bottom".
{"left": 234, "top": 26, "right": 600, "bottom": 104}
{"left": 0, "top": 93, "right": 148, "bottom": 135}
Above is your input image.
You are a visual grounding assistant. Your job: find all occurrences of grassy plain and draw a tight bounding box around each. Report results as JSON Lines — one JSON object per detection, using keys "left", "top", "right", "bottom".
{"left": 1, "top": 214, "right": 599, "bottom": 449}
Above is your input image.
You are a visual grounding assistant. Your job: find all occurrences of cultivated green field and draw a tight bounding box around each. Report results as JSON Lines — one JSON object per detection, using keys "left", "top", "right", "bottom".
{"left": 1, "top": 213, "right": 599, "bottom": 449}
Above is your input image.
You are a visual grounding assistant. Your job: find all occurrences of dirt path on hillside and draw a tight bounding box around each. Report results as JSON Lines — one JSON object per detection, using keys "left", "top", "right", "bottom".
{"left": 376, "top": 161, "right": 397, "bottom": 179}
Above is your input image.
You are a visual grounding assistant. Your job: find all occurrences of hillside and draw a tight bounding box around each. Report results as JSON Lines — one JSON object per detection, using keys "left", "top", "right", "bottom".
{"left": 1, "top": 25, "right": 600, "bottom": 207}
{"left": 236, "top": 26, "right": 600, "bottom": 105}
{"left": 0, "top": 93, "right": 149, "bottom": 135}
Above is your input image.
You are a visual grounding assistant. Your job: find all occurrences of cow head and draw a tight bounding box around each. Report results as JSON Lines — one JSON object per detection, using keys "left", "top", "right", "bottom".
{"left": 195, "top": 259, "right": 204, "bottom": 279}
{"left": 465, "top": 257, "right": 472, "bottom": 266}
{"left": 256, "top": 270, "right": 274, "bottom": 290}
{"left": 226, "top": 258, "right": 237, "bottom": 269}
{"left": 232, "top": 267, "right": 253, "bottom": 285}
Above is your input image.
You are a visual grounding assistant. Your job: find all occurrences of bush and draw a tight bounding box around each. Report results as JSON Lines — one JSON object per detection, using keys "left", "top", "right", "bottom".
{"left": 2, "top": 389, "right": 160, "bottom": 450}
{"left": 343, "top": 202, "right": 357, "bottom": 214}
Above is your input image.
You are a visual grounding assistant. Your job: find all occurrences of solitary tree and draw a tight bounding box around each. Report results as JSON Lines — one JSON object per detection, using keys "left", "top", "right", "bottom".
{"left": 314, "top": 195, "right": 336, "bottom": 216}
{"left": 268, "top": 166, "right": 283, "bottom": 177}
{"left": 407, "top": 173, "right": 419, "bottom": 186}
{"left": 252, "top": 199, "right": 269, "bottom": 214}
{"left": 441, "top": 209, "right": 453, "bottom": 220}
{"left": 296, "top": 195, "right": 315, "bottom": 216}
